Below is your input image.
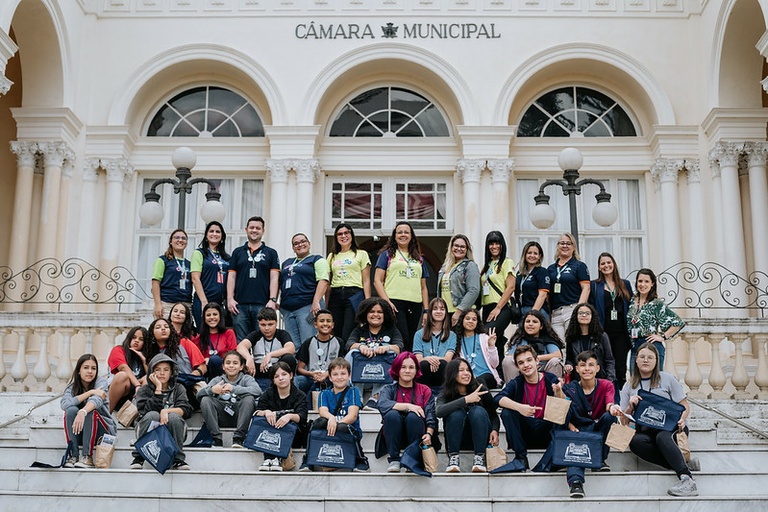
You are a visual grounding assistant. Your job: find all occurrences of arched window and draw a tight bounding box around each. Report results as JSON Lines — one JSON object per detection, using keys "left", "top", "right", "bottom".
{"left": 147, "top": 86, "right": 264, "bottom": 137}
{"left": 329, "top": 86, "right": 450, "bottom": 137}
{"left": 518, "top": 86, "right": 637, "bottom": 137}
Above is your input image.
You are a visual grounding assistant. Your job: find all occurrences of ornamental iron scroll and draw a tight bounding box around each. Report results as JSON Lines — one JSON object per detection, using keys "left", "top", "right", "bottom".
{"left": 0, "top": 258, "right": 151, "bottom": 312}
{"left": 626, "top": 261, "right": 768, "bottom": 318}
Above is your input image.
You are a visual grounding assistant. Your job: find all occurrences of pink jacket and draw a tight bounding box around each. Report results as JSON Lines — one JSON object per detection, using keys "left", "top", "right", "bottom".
{"left": 478, "top": 333, "right": 501, "bottom": 387}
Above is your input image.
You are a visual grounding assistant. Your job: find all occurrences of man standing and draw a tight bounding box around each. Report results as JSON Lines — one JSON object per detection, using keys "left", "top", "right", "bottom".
{"left": 227, "top": 216, "right": 280, "bottom": 341}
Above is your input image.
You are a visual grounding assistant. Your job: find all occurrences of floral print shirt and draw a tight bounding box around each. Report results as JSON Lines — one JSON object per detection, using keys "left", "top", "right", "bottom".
{"left": 627, "top": 297, "right": 685, "bottom": 338}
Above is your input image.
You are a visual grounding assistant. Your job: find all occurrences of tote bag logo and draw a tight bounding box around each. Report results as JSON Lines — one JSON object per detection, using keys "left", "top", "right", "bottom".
{"left": 563, "top": 442, "right": 592, "bottom": 465}
{"left": 638, "top": 406, "right": 667, "bottom": 428}
{"left": 142, "top": 439, "right": 161, "bottom": 465}
{"left": 361, "top": 363, "right": 385, "bottom": 379}
{"left": 255, "top": 431, "right": 282, "bottom": 451}
{"left": 317, "top": 443, "right": 345, "bottom": 464}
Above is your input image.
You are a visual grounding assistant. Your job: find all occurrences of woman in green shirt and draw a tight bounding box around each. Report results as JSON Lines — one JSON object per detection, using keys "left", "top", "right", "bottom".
{"left": 627, "top": 268, "right": 685, "bottom": 373}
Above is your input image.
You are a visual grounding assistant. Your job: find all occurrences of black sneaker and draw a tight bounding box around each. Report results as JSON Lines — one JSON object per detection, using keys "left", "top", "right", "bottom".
{"left": 172, "top": 461, "right": 190, "bottom": 470}
{"left": 130, "top": 457, "right": 144, "bottom": 470}
{"left": 569, "top": 482, "right": 585, "bottom": 499}
{"left": 212, "top": 438, "right": 223, "bottom": 448}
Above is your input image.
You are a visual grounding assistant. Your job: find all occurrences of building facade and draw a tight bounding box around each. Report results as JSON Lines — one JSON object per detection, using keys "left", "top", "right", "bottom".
{"left": 0, "top": 0, "right": 766, "bottom": 310}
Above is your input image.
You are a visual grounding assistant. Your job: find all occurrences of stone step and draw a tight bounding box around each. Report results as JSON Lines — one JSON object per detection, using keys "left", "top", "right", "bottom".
{"left": 8, "top": 444, "right": 765, "bottom": 474}
{"left": 1, "top": 492, "right": 766, "bottom": 512}
{"left": 1, "top": 468, "right": 766, "bottom": 499}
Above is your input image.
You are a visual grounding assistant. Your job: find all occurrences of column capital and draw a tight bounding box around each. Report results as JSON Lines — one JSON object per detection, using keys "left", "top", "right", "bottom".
{"left": 265, "top": 159, "right": 290, "bottom": 183}
{"left": 650, "top": 158, "right": 681, "bottom": 184}
{"left": 738, "top": 154, "right": 749, "bottom": 177}
{"left": 37, "top": 141, "right": 75, "bottom": 169}
{"left": 684, "top": 159, "right": 701, "bottom": 184}
{"left": 294, "top": 159, "right": 321, "bottom": 183}
{"left": 62, "top": 159, "right": 76, "bottom": 179}
{"left": 456, "top": 159, "right": 485, "bottom": 184}
{"left": 710, "top": 141, "right": 744, "bottom": 167}
{"left": 488, "top": 158, "right": 514, "bottom": 183}
{"left": 744, "top": 141, "right": 768, "bottom": 167}
{"left": 762, "top": 76, "right": 768, "bottom": 93}
{"left": 84, "top": 158, "right": 100, "bottom": 182}
{"left": 10, "top": 141, "right": 38, "bottom": 168}
{"left": 102, "top": 157, "right": 134, "bottom": 182}
{"left": 0, "top": 75, "right": 12, "bottom": 95}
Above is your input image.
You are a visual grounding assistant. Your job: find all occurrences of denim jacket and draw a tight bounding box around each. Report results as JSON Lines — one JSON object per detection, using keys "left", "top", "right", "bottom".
{"left": 436, "top": 259, "right": 481, "bottom": 312}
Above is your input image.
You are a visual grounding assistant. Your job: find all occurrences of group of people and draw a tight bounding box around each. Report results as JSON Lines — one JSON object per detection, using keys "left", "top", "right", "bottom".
{"left": 58, "top": 218, "right": 694, "bottom": 496}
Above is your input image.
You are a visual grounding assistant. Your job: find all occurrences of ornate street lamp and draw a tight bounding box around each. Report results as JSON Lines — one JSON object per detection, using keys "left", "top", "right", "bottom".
{"left": 529, "top": 147, "right": 618, "bottom": 246}
{"left": 138, "top": 147, "right": 226, "bottom": 229}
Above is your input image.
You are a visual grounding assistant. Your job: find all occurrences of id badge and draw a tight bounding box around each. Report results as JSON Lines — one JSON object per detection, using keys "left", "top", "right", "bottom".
{"left": 611, "top": 309, "right": 618, "bottom": 321}
{"left": 631, "top": 328, "right": 639, "bottom": 339}
{"left": 554, "top": 282, "right": 562, "bottom": 294}
{"left": 217, "top": 272, "right": 224, "bottom": 284}
{"left": 224, "top": 405, "right": 235, "bottom": 416}
{"left": 406, "top": 267, "right": 413, "bottom": 279}
{"left": 483, "top": 283, "right": 490, "bottom": 296}
{"left": 285, "top": 278, "right": 292, "bottom": 289}
{"left": 179, "top": 279, "right": 186, "bottom": 289}
{"left": 249, "top": 268, "right": 257, "bottom": 279}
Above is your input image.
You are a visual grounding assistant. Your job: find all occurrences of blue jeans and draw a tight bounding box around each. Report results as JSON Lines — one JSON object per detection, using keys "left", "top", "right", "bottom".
{"left": 382, "top": 410, "right": 425, "bottom": 461}
{"left": 501, "top": 408, "right": 553, "bottom": 459}
{"left": 630, "top": 337, "right": 666, "bottom": 374}
{"left": 63, "top": 407, "right": 110, "bottom": 457}
{"left": 566, "top": 412, "right": 616, "bottom": 484}
{"left": 232, "top": 303, "right": 263, "bottom": 341}
{"left": 443, "top": 406, "right": 491, "bottom": 455}
{"left": 281, "top": 303, "right": 318, "bottom": 349}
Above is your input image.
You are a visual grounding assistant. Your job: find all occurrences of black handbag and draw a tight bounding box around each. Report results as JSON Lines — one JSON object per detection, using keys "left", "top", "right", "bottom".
{"left": 487, "top": 278, "right": 522, "bottom": 324}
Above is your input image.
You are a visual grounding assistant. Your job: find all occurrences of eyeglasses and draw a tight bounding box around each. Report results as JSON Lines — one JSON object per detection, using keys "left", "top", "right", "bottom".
{"left": 336, "top": 230, "right": 351, "bottom": 237}
{"left": 452, "top": 244, "right": 467, "bottom": 250}
{"left": 172, "top": 236, "right": 187, "bottom": 241}
{"left": 577, "top": 311, "right": 591, "bottom": 317}
{"left": 292, "top": 240, "right": 309, "bottom": 247}
{"left": 558, "top": 241, "right": 573, "bottom": 246}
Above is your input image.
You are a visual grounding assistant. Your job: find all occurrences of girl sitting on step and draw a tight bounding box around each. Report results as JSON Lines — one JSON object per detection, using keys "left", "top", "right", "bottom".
{"left": 107, "top": 326, "right": 149, "bottom": 412}
{"left": 61, "top": 353, "right": 117, "bottom": 468}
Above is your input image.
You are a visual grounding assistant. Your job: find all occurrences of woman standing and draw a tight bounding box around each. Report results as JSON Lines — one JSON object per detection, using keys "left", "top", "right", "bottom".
{"left": 151, "top": 229, "right": 192, "bottom": 320}
{"left": 436, "top": 358, "right": 500, "bottom": 473}
{"left": 280, "top": 233, "right": 330, "bottom": 347}
{"left": 548, "top": 233, "right": 590, "bottom": 342}
{"left": 515, "top": 241, "right": 550, "bottom": 319}
{"left": 192, "top": 302, "right": 237, "bottom": 379}
{"left": 375, "top": 352, "right": 437, "bottom": 472}
{"left": 191, "top": 221, "right": 230, "bottom": 332}
{"left": 437, "top": 234, "right": 480, "bottom": 327}
{"left": 590, "top": 252, "right": 633, "bottom": 389}
{"left": 61, "top": 354, "right": 116, "bottom": 468}
{"left": 627, "top": 268, "right": 685, "bottom": 372}
{"left": 374, "top": 222, "right": 430, "bottom": 351}
{"left": 619, "top": 342, "right": 698, "bottom": 496}
{"left": 326, "top": 223, "right": 371, "bottom": 342}
{"left": 479, "top": 231, "right": 517, "bottom": 375}
{"left": 412, "top": 297, "right": 456, "bottom": 387}
{"left": 563, "top": 303, "right": 616, "bottom": 383}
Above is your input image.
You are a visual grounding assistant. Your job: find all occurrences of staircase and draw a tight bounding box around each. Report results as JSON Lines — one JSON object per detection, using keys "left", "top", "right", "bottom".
{"left": 1, "top": 392, "right": 767, "bottom": 511}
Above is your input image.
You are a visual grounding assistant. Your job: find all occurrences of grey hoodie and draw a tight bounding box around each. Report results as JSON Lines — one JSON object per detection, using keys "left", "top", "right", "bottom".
{"left": 134, "top": 353, "right": 193, "bottom": 419}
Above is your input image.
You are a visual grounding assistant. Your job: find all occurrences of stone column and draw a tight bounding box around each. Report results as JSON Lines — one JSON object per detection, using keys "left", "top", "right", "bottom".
{"left": 98, "top": 158, "right": 133, "bottom": 310}
{"left": 457, "top": 159, "right": 485, "bottom": 251}
{"left": 81, "top": 159, "right": 101, "bottom": 263}
{"left": 266, "top": 159, "right": 290, "bottom": 257}
{"left": 54, "top": 159, "right": 75, "bottom": 261}
{"left": 35, "top": 142, "right": 74, "bottom": 261}
{"left": 8, "top": 142, "right": 37, "bottom": 279}
{"left": 745, "top": 142, "right": 768, "bottom": 274}
{"left": 684, "top": 160, "right": 706, "bottom": 264}
{"left": 708, "top": 156, "right": 726, "bottom": 264}
{"left": 711, "top": 142, "right": 749, "bottom": 315}
{"left": 650, "top": 158, "right": 683, "bottom": 270}
{"left": 294, "top": 159, "right": 321, "bottom": 241}
{"left": 488, "top": 158, "right": 514, "bottom": 239}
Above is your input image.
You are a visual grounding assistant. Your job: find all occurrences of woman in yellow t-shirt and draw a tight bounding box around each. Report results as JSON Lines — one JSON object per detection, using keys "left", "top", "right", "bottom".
{"left": 479, "top": 231, "right": 517, "bottom": 379}
{"left": 326, "top": 223, "right": 371, "bottom": 341}
{"left": 373, "top": 221, "right": 430, "bottom": 351}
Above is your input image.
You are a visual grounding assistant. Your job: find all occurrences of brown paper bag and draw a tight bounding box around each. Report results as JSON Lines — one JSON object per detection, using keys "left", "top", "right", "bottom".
{"left": 94, "top": 434, "right": 116, "bottom": 469}
{"left": 676, "top": 431, "right": 691, "bottom": 461}
{"left": 311, "top": 390, "right": 321, "bottom": 411}
{"left": 485, "top": 445, "right": 507, "bottom": 471}
{"left": 543, "top": 395, "right": 570, "bottom": 425}
{"left": 193, "top": 381, "right": 207, "bottom": 395}
{"left": 116, "top": 400, "right": 138, "bottom": 428}
{"left": 281, "top": 448, "right": 297, "bottom": 471}
{"left": 422, "top": 446, "right": 438, "bottom": 473}
{"left": 606, "top": 422, "right": 635, "bottom": 452}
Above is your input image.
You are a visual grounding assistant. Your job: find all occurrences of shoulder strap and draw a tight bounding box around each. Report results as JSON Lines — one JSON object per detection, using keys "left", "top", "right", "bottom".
{"left": 487, "top": 278, "right": 505, "bottom": 297}
{"left": 332, "top": 386, "right": 350, "bottom": 417}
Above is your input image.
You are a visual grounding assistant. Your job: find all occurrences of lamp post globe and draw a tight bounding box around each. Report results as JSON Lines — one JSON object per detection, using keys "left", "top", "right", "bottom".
{"left": 558, "top": 147, "right": 583, "bottom": 171}
{"left": 200, "top": 198, "right": 227, "bottom": 224}
{"left": 530, "top": 202, "right": 556, "bottom": 230}
{"left": 592, "top": 198, "right": 619, "bottom": 227}
{"left": 139, "top": 199, "right": 164, "bottom": 226}
{"left": 172, "top": 146, "right": 197, "bottom": 170}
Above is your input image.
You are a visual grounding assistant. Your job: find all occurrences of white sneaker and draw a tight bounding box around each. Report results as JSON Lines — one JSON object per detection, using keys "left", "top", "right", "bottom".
{"left": 471, "top": 454, "right": 486, "bottom": 473}
{"left": 446, "top": 454, "right": 460, "bottom": 473}
{"left": 74, "top": 455, "right": 94, "bottom": 469}
{"left": 668, "top": 474, "right": 698, "bottom": 497}
{"left": 259, "top": 459, "right": 273, "bottom": 472}
{"left": 387, "top": 460, "right": 401, "bottom": 473}
{"left": 63, "top": 456, "right": 77, "bottom": 469}
{"left": 270, "top": 458, "right": 283, "bottom": 472}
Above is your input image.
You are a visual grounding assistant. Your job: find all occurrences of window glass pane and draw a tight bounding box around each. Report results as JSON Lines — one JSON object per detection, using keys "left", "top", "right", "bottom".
{"left": 543, "top": 121, "right": 570, "bottom": 137}
{"left": 618, "top": 180, "right": 642, "bottom": 230}
{"left": 169, "top": 87, "right": 206, "bottom": 116}
{"left": 148, "top": 108, "right": 180, "bottom": 137}
{"left": 577, "top": 111, "right": 599, "bottom": 133}
{"left": 138, "top": 235, "right": 163, "bottom": 294}
{"left": 206, "top": 110, "right": 228, "bottom": 134}
{"left": 330, "top": 106, "right": 363, "bottom": 137}
{"left": 415, "top": 106, "right": 449, "bottom": 136}
{"left": 207, "top": 87, "right": 245, "bottom": 114}
{"left": 516, "top": 180, "right": 540, "bottom": 230}
{"left": 241, "top": 179, "right": 265, "bottom": 227}
{"left": 174, "top": 115, "right": 202, "bottom": 137}
{"left": 231, "top": 105, "right": 264, "bottom": 136}
{"left": 538, "top": 88, "right": 573, "bottom": 116}
{"left": 369, "top": 112, "right": 389, "bottom": 134}
{"left": 518, "top": 106, "right": 549, "bottom": 137}
{"left": 394, "top": 117, "right": 423, "bottom": 137}
{"left": 583, "top": 120, "right": 611, "bottom": 137}
{"left": 344, "top": 194, "right": 374, "bottom": 219}
{"left": 576, "top": 88, "right": 613, "bottom": 116}
{"left": 554, "top": 111, "right": 576, "bottom": 133}
{"left": 391, "top": 88, "right": 429, "bottom": 117}
{"left": 603, "top": 106, "right": 637, "bottom": 136}
{"left": 582, "top": 237, "right": 612, "bottom": 276}
{"left": 356, "top": 119, "right": 383, "bottom": 137}
{"left": 621, "top": 238, "right": 644, "bottom": 278}
{"left": 350, "top": 87, "right": 388, "bottom": 116}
